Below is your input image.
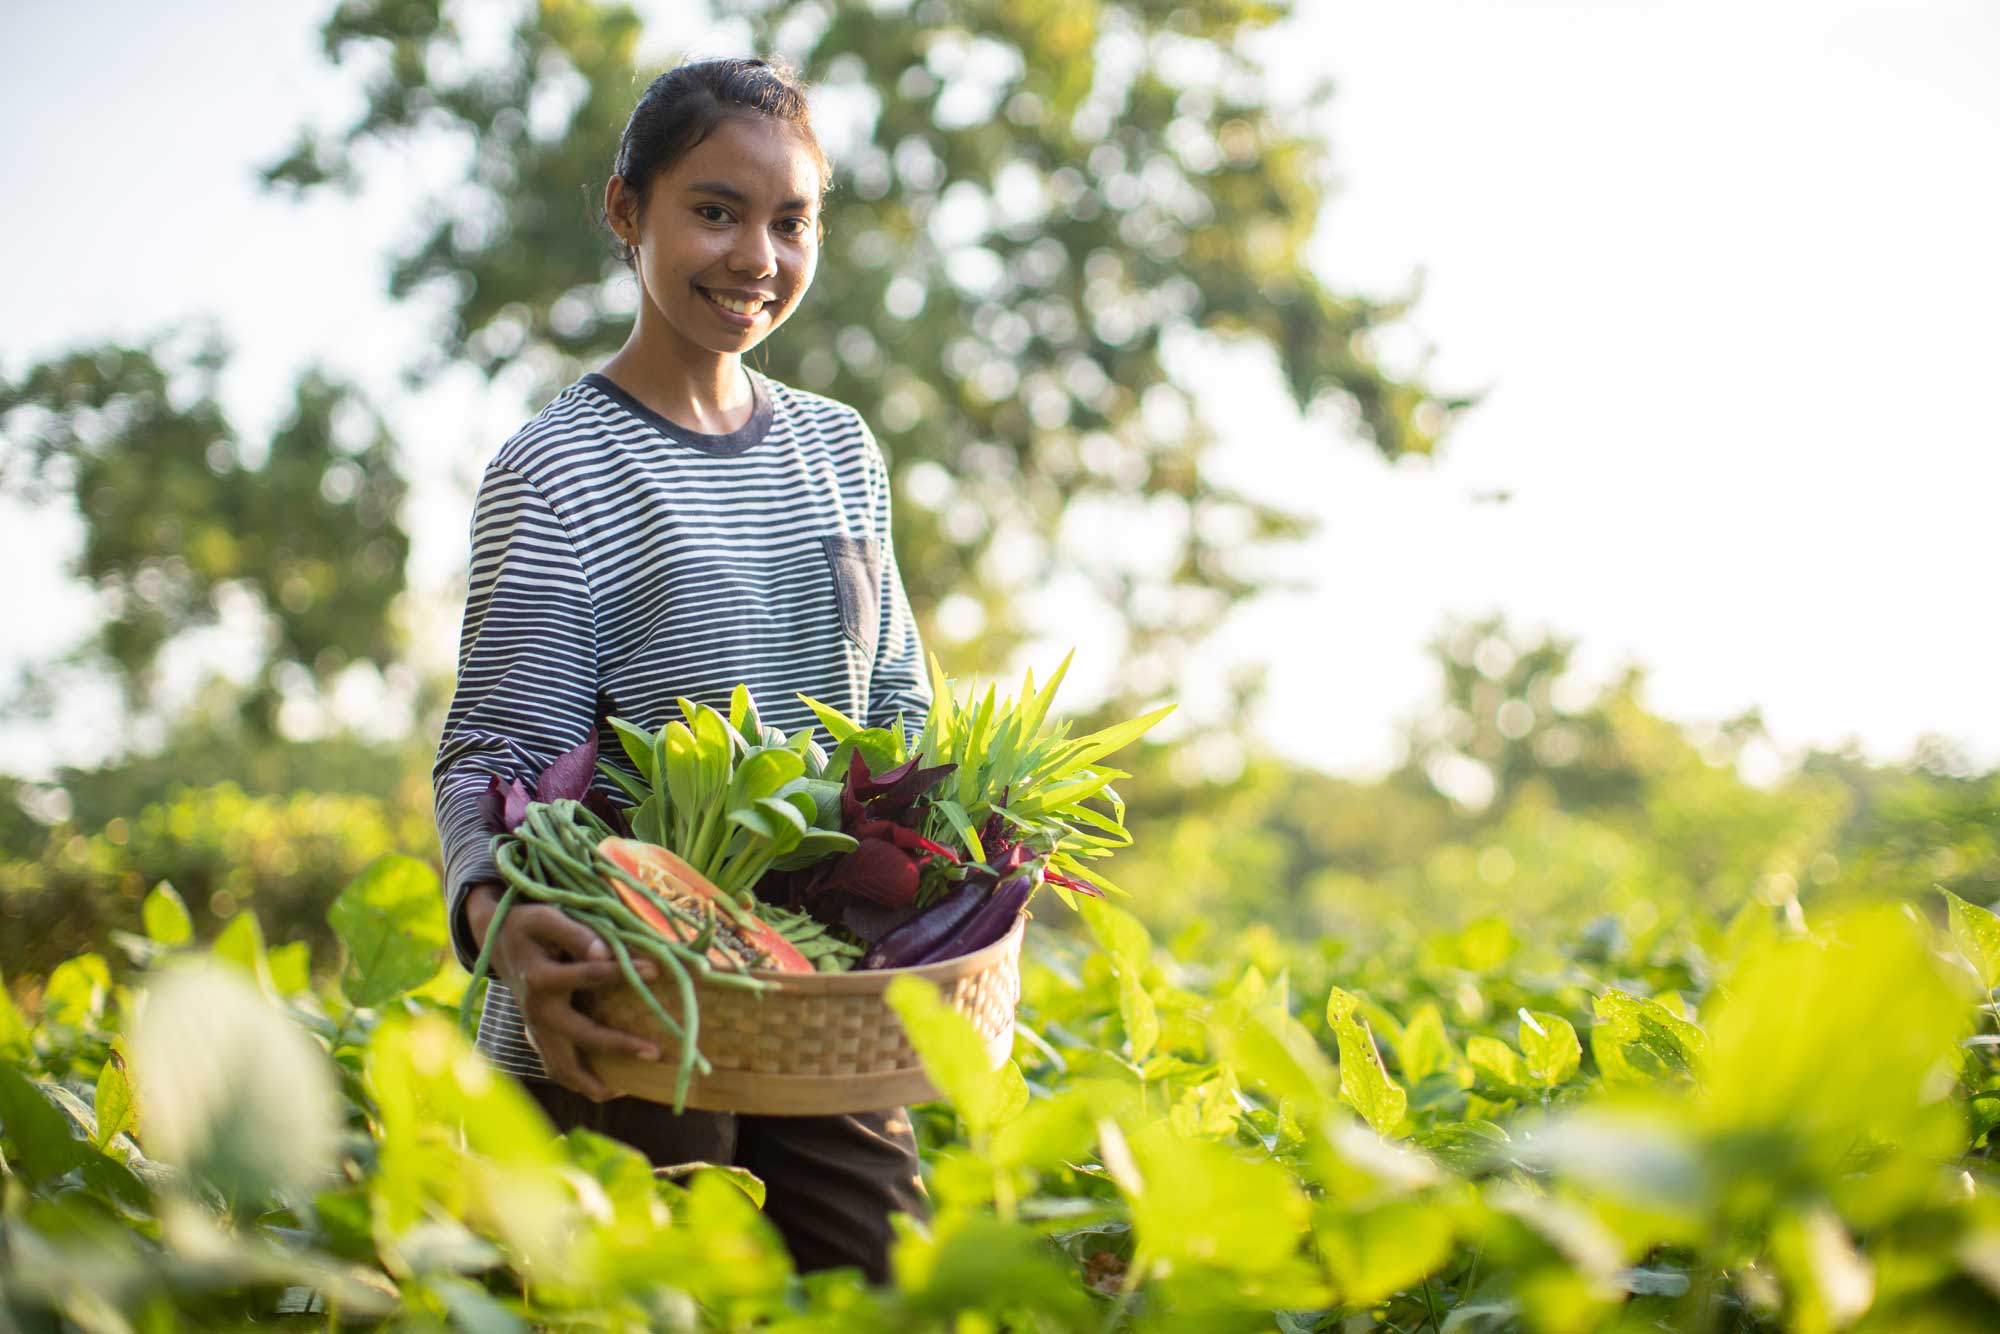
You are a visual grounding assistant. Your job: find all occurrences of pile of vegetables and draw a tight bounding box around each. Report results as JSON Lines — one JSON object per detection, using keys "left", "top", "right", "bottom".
{"left": 465, "top": 661, "right": 1170, "bottom": 1102}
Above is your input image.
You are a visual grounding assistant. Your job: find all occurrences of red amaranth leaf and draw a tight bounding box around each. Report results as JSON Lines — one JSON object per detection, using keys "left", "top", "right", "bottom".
{"left": 534, "top": 735, "right": 599, "bottom": 804}
{"left": 500, "top": 779, "right": 531, "bottom": 832}
{"left": 848, "top": 750, "right": 957, "bottom": 820}
{"left": 813, "top": 838, "right": 922, "bottom": 907}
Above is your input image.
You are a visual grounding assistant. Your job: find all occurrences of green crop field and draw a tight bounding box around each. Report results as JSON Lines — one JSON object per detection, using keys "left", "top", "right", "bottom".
{"left": 4, "top": 702, "right": 1999, "bottom": 1332}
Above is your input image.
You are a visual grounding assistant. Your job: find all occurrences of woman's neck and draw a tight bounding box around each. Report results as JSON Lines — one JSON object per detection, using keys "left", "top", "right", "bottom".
{"left": 599, "top": 337, "right": 755, "bottom": 437}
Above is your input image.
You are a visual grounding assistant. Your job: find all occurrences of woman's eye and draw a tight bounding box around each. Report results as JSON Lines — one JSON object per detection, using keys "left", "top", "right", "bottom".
{"left": 778, "top": 218, "right": 813, "bottom": 238}
{"left": 697, "top": 205, "right": 731, "bottom": 223}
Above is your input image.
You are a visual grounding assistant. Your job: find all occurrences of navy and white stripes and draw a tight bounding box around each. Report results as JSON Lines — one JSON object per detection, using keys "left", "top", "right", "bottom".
{"left": 433, "top": 369, "right": 929, "bottom": 1078}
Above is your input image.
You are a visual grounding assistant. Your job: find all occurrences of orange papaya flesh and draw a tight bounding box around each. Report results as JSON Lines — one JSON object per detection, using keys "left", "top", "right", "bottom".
{"left": 597, "top": 837, "right": 813, "bottom": 973}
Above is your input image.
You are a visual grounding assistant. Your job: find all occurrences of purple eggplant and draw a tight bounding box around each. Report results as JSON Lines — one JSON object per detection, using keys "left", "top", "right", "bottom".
{"left": 908, "top": 871, "right": 1033, "bottom": 966}
{"left": 861, "top": 881, "right": 989, "bottom": 969}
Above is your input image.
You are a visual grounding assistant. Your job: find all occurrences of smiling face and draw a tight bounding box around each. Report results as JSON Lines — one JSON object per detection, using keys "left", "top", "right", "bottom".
{"left": 608, "top": 115, "right": 825, "bottom": 368}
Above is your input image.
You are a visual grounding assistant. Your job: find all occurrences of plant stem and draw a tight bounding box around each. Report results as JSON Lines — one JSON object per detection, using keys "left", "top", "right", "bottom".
{"left": 1421, "top": 1275, "right": 1443, "bottom": 1331}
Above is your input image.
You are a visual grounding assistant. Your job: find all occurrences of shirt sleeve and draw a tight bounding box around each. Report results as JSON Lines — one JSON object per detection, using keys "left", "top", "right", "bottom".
{"left": 860, "top": 423, "right": 932, "bottom": 740}
{"left": 432, "top": 464, "right": 599, "bottom": 969}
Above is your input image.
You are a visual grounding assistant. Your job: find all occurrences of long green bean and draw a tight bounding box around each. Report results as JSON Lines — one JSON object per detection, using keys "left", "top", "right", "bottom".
{"left": 577, "top": 906, "right": 707, "bottom": 1107}
{"left": 462, "top": 801, "right": 787, "bottom": 1113}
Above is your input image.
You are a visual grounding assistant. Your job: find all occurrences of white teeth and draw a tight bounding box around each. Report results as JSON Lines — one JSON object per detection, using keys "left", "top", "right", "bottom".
{"left": 707, "top": 291, "right": 763, "bottom": 315}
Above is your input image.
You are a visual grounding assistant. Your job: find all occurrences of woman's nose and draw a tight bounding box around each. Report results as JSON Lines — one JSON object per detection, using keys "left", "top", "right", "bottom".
{"left": 728, "top": 226, "right": 777, "bottom": 278}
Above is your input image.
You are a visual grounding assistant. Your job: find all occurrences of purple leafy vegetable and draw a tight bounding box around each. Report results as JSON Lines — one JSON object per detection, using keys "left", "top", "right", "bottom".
{"left": 479, "top": 734, "right": 624, "bottom": 835}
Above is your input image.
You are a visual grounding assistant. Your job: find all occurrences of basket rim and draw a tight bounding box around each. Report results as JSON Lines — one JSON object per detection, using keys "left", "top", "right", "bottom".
{"left": 719, "top": 911, "right": 1026, "bottom": 994}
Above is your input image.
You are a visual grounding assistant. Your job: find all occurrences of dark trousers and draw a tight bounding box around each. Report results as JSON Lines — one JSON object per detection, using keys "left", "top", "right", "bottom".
{"left": 525, "top": 1080, "right": 929, "bottom": 1283}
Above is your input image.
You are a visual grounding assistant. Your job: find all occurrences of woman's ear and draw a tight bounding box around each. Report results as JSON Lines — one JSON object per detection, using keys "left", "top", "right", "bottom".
{"left": 605, "top": 175, "right": 637, "bottom": 250}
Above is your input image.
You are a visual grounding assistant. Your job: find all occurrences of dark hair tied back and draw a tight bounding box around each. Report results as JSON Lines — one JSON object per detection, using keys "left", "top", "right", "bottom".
{"left": 603, "top": 56, "right": 830, "bottom": 266}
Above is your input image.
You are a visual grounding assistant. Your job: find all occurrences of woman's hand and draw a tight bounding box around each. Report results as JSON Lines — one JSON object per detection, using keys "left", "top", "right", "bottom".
{"left": 463, "top": 881, "right": 661, "bottom": 1101}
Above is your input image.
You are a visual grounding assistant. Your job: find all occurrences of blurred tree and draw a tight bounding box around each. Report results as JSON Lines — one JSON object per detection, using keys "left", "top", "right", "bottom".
{"left": 261, "top": 0, "right": 1471, "bottom": 712}
{"left": 0, "top": 337, "right": 409, "bottom": 733}
{"left": 1400, "top": 615, "right": 1652, "bottom": 817}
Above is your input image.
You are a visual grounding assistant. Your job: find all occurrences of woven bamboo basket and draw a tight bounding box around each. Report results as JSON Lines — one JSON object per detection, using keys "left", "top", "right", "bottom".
{"left": 589, "top": 913, "right": 1025, "bottom": 1116}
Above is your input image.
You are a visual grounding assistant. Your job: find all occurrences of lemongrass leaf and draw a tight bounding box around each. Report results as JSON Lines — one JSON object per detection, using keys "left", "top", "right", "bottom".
{"left": 797, "top": 693, "right": 864, "bottom": 744}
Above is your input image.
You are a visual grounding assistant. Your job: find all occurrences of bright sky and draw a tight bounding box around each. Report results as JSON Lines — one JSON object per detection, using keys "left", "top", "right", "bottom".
{"left": 2, "top": 0, "right": 1995, "bottom": 783}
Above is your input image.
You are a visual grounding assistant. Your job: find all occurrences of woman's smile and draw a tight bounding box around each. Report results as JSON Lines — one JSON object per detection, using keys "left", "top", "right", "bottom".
{"left": 700, "top": 286, "right": 774, "bottom": 324}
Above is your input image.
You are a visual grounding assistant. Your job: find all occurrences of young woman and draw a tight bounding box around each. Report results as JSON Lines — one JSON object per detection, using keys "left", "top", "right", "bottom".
{"left": 431, "top": 58, "right": 932, "bottom": 1281}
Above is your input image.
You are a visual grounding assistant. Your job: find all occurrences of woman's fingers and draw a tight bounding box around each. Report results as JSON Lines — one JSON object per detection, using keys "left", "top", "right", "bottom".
{"left": 540, "top": 1002, "right": 662, "bottom": 1064}
{"left": 522, "top": 957, "right": 639, "bottom": 992}
{"left": 531, "top": 1030, "right": 620, "bottom": 1102}
{"left": 512, "top": 902, "right": 611, "bottom": 962}
{"left": 489, "top": 902, "right": 668, "bottom": 1099}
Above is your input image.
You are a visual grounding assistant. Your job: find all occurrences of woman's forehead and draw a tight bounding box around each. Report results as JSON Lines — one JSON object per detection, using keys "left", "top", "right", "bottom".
{"left": 670, "top": 117, "right": 825, "bottom": 205}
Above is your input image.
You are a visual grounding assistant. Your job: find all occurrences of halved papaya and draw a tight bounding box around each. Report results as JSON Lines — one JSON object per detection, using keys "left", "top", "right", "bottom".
{"left": 597, "top": 837, "right": 812, "bottom": 973}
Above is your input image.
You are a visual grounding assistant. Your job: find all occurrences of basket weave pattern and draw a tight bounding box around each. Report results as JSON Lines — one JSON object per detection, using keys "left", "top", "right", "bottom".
{"left": 590, "top": 915, "right": 1024, "bottom": 1114}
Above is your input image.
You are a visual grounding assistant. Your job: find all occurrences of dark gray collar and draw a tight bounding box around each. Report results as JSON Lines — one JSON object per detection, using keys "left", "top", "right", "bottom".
{"left": 581, "top": 370, "right": 772, "bottom": 456}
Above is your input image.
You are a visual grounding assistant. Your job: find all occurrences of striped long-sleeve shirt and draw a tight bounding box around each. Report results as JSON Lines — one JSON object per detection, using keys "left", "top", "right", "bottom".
{"left": 433, "top": 369, "right": 930, "bottom": 1078}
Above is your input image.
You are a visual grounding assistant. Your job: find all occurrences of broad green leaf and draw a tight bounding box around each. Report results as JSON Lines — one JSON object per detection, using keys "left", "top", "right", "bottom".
{"left": 268, "top": 941, "right": 313, "bottom": 996}
{"left": 366, "top": 1013, "right": 571, "bottom": 1267}
{"left": 896, "top": 1212, "right": 1095, "bottom": 1321}
{"left": 1333, "top": 1013, "right": 1408, "bottom": 1138}
{"left": 213, "top": 912, "right": 269, "bottom": 987}
{"left": 94, "top": 1038, "right": 137, "bottom": 1148}
{"left": 328, "top": 854, "right": 448, "bottom": 1007}
{"left": 654, "top": 1160, "right": 768, "bottom": 1210}
{"left": 43, "top": 953, "right": 111, "bottom": 1028}
{"left": 663, "top": 721, "right": 698, "bottom": 823}
{"left": 1080, "top": 896, "right": 1150, "bottom": 973}
{"left": 1519, "top": 1009, "right": 1582, "bottom": 1087}
{"left": 1397, "top": 1004, "right": 1457, "bottom": 1084}
{"left": 1125, "top": 1120, "right": 1310, "bottom": 1277}
{"left": 1326, "top": 985, "right": 1360, "bottom": 1025}
{"left": 1702, "top": 905, "right": 1967, "bottom": 1177}
{"left": 0, "top": 966, "right": 32, "bottom": 1062}
{"left": 131, "top": 961, "right": 340, "bottom": 1202}
{"left": 1080, "top": 898, "right": 1158, "bottom": 1062}
{"left": 754, "top": 794, "right": 809, "bottom": 837}
{"left": 142, "top": 882, "right": 194, "bottom": 946}
{"left": 1116, "top": 975, "right": 1159, "bottom": 1065}
{"left": 1211, "top": 1004, "right": 1335, "bottom": 1111}
{"left": 884, "top": 975, "right": 1026, "bottom": 1138}
{"left": 608, "top": 715, "right": 657, "bottom": 783}
{"left": 1316, "top": 1200, "right": 1455, "bottom": 1305}
{"left": 1943, "top": 888, "right": 2000, "bottom": 991}
{"left": 0, "top": 1062, "right": 94, "bottom": 1185}
{"left": 991, "top": 1087, "right": 1114, "bottom": 1172}
{"left": 1467, "top": 1036, "right": 1531, "bottom": 1093}
{"left": 631, "top": 793, "right": 666, "bottom": 846}
{"left": 596, "top": 758, "right": 648, "bottom": 805}
{"left": 728, "top": 746, "right": 805, "bottom": 806}
{"left": 728, "top": 805, "right": 778, "bottom": 841}
{"left": 652, "top": 1171, "right": 793, "bottom": 1308}
{"left": 1591, "top": 990, "right": 1708, "bottom": 1086}
{"left": 691, "top": 704, "right": 733, "bottom": 803}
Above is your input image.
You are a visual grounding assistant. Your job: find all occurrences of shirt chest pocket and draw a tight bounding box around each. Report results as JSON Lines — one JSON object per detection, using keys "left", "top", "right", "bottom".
{"left": 820, "top": 535, "right": 884, "bottom": 661}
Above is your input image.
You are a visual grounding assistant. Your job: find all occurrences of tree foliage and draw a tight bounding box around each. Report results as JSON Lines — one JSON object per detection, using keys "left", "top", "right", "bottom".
{"left": 0, "top": 338, "right": 408, "bottom": 726}
{"left": 262, "top": 0, "right": 1470, "bottom": 695}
